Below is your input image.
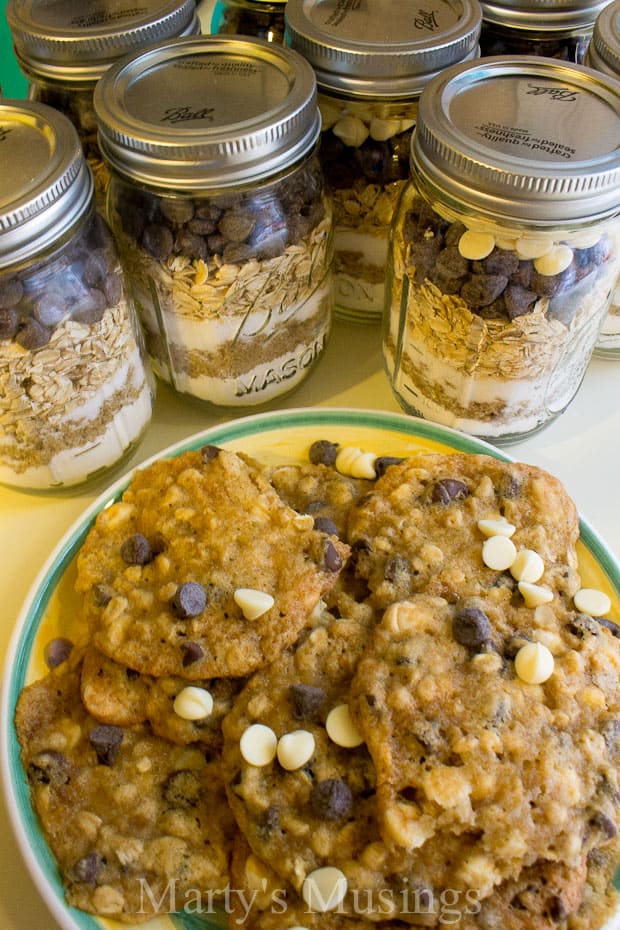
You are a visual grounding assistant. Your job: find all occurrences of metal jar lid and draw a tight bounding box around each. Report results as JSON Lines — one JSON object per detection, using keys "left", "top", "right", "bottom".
{"left": 284, "top": 0, "right": 482, "bottom": 98}
{"left": 479, "top": 0, "right": 610, "bottom": 33}
{"left": 412, "top": 56, "right": 620, "bottom": 224}
{"left": 6, "top": 0, "right": 199, "bottom": 84}
{"left": 94, "top": 35, "right": 321, "bottom": 189}
{"left": 0, "top": 99, "right": 93, "bottom": 268}
{"left": 587, "top": 0, "right": 620, "bottom": 75}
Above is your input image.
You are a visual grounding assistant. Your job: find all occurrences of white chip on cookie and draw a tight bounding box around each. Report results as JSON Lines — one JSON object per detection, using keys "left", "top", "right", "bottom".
{"left": 240, "top": 724, "right": 278, "bottom": 766}
{"left": 477, "top": 516, "right": 516, "bottom": 538}
{"left": 276, "top": 730, "right": 315, "bottom": 771}
{"left": 234, "top": 588, "right": 275, "bottom": 621}
{"left": 173, "top": 686, "right": 214, "bottom": 720}
{"left": 510, "top": 549, "right": 545, "bottom": 584}
{"left": 482, "top": 535, "right": 517, "bottom": 571}
{"left": 335, "top": 446, "right": 377, "bottom": 480}
{"left": 302, "top": 866, "right": 348, "bottom": 912}
{"left": 573, "top": 587, "right": 611, "bottom": 617}
{"left": 515, "top": 642, "right": 554, "bottom": 684}
{"left": 325, "top": 704, "right": 364, "bottom": 748}
{"left": 518, "top": 581, "right": 554, "bottom": 608}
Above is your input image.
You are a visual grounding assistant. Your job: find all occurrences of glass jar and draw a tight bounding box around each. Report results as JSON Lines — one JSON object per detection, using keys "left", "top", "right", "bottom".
{"left": 94, "top": 35, "right": 333, "bottom": 408}
{"left": 585, "top": 0, "right": 620, "bottom": 357}
{"left": 0, "top": 100, "right": 154, "bottom": 491}
{"left": 384, "top": 58, "right": 620, "bottom": 444}
{"left": 6, "top": 0, "right": 200, "bottom": 211}
{"left": 478, "top": 0, "right": 610, "bottom": 61}
{"left": 211, "top": 0, "right": 287, "bottom": 42}
{"left": 285, "top": 0, "right": 482, "bottom": 324}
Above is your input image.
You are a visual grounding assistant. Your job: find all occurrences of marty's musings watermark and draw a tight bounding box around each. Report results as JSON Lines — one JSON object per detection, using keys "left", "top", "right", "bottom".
{"left": 138, "top": 879, "right": 482, "bottom": 925}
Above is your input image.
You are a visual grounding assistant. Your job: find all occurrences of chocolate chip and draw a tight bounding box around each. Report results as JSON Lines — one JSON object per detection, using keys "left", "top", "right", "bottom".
{"left": 92, "top": 583, "right": 116, "bottom": 606}
{"left": 160, "top": 198, "right": 195, "bottom": 226}
{"left": 182, "top": 641, "right": 205, "bottom": 666}
{"left": 567, "top": 613, "right": 599, "bottom": 638}
{"left": 595, "top": 616, "right": 620, "bottom": 638}
{"left": 72, "top": 851, "right": 104, "bottom": 886}
{"left": 374, "top": 456, "right": 404, "bottom": 477}
{"left": 120, "top": 533, "right": 153, "bottom": 565}
{"left": 461, "top": 273, "right": 509, "bottom": 308}
{"left": 435, "top": 246, "right": 469, "bottom": 279}
{"left": 142, "top": 223, "right": 174, "bottom": 260}
{"left": 481, "top": 248, "right": 520, "bottom": 277}
{"left": 453, "top": 606, "right": 492, "bottom": 648}
{"left": 102, "top": 272, "right": 122, "bottom": 307}
{"left": 310, "top": 778, "right": 353, "bottom": 820}
{"left": 171, "top": 581, "right": 207, "bottom": 619}
{"left": 43, "top": 637, "right": 73, "bottom": 669}
{"left": 89, "top": 725, "right": 123, "bottom": 765}
{"left": 83, "top": 250, "right": 109, "bottom": 287}
{"left": 431, "top": 478, "right": 469, "bottom": 504}
{"left": 175, "top": 230, "right": 208, "bottom": 261}
{"left": 72, "top": 288, "right": 107, "bottom": 324}
{"left": 0, "top": 307, "right": 20, "bottom": 340}
{"left": 218, "top": 210, "right": 256, "bottom": 243}
{"left": 201, "top": 444, "right": 221, "bottom": 463}
{"left": 15, "top": 318, "right": 52, "bottom": 350}
{"left": 504, "top": 284, "right": 537, "bottom": 319}
{"left": 313, "top": 516, "right": 339, "bottom": 536}
{"left": 289, "top": 683, "right": 325, "bottom": 720}
{"left": 324, "top": 540, "right": 343, "bottom": 572}
{"left": 28, "top": 750, "right": 69, "bottom": 786}
{"left": 309, "top": 440, "right": 338, "bottom": 466}
{"left": 0, "top": 277, "right": 24, "bottom": 309}
{"left": 33, "top": 291, "right": 68, "bottom": 327}
{"left": 384, "top": 554, "right": 410, "bottom": 583}
{"left": 590, "top": 810, "right": 617, "bottom": 838}
{"left": 163, "top": 769, "right": 201, "bottom": 807}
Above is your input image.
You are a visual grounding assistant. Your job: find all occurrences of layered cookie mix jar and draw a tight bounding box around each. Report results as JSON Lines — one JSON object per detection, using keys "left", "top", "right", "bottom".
{"left": 384, "top": 58, "right": 620, "bottom": 444}
{"left": 285, "top": 0, "right": 482, "bottom": 323}
{"left": 6, "top": 0, "right": 200, "bottom": 209}
{"left": 585, "top": 0, "right": 620, "bottom": 357}
{"left": 95, "top": 35, "right": 333, "bottom": 407}
{"left": 0, "top": 100, "right": 154, "bottom": 491}
{"left": 478, "top": 0, "right": 610, "bottom": 61}
{"left": 211, "top": 0, "right": 287, "bottom": 42}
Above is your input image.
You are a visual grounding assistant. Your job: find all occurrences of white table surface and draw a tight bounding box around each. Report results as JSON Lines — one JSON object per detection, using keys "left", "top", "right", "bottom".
{"left": 1, "top": 317, "right": 619, "bottom": 928}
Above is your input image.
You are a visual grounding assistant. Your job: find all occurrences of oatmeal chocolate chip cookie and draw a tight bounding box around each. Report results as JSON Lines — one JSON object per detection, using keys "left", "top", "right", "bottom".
{"left": 346, "top": 452, "right": 581, "bottom": 609}
{"left": 350, "top": 594, "right": 620, "bottom": 908}
{"left": 81, "top": 645, "right": 244, "bottom": 749}
{"left": 15, "top": 653, "right": 234, "bottom": 923}
{"left": 76, "top": 447, "right": 349, "bottom": 679}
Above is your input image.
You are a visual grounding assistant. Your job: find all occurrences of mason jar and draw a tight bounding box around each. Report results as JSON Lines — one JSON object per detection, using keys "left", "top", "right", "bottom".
{"left": 0, "top": 100, "right": 154, "bottom": 491}
{"left": 211, "top": 0, "right": 287, "bottom": 42}
{"left": 285, "top": 0, "right": 482, "bottom": 324}
{"left": 478, "top": 0, "right": 610, "bottom": 61}
{"left": 94, "top": 35, "right": 333, "bottom": 408}
{"left": 384, "top": 57, "right": 620, "bottom": 444}
{"left": 6, "top": 0, "right": 200, "bottom": 210}
{"left": 585, "top": 0, "right": 620, "bottom": 357}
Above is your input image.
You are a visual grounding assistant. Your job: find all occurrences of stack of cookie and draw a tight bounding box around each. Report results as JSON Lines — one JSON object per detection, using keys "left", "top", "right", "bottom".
{"left": 15, "top": 443, "right": 620, "bottom": 928}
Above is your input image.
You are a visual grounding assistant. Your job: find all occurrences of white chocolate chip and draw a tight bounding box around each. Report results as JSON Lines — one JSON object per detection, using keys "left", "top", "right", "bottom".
{"left": 302, "top": 866, "right": 348, "bottom": 912}
{"left": 332, "top": 115, "right": 369, "bottom": 147}
{"left": 533, "top": 244, "right": 573, "bottom": 276}
{"left": 514, "top": 237, "right": 553, "bottom": 260}
{"left": 568, "top": 230, "right": 601, "bottom": 249}
{"left": 510, "top": 549, "right": 545, "bottom": 583}
{"left": 240, "top": 724, "right": 278, "bottom": 766}
{"left": 369, "top": 117, "right": 402, "bottom": 141}
{"left": 518, "top": 581, "right": 554, "bottom": 608}
{"left": 477, "top": 516, "right": 516, "bottom": 538}
{"left": 458, "top": 230, "right": 495, "bottom": 260}
{"left": 482, "top": 535, "right": 517, "bottom": 571}
{"left": 514, "top": 642, "right": 554, "bottom": 684}
{"left": 318, "top": 99, "right": 342, "bottom": 130}
{"left": 234, "top": 588, "right": 275, "bottom": 620}
{"left": 325, "top": 704, "right": 364, "bottom": 748}
{"left": 573, "top": 587, "right": 612, "bottom": 617}
{"left": 173, "top": 686, "right": 214, "bottom": 721}
{"left": 335, "top": 446, "right": 377, "bottom": 480}
{"left": 276, "top": 730, "right": 316, "bottom": 771}
{"left": 495, "top": 236, "right": 517, "bottom": 251}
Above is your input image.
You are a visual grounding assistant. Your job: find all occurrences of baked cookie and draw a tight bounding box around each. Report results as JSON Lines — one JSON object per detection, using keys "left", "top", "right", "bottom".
{"left": 346, "top": 452, "right": 581, "bottom": 609}
{"left": 81, "top": 645, "right": 244, "bottom": 749}
{"left": 15, "top": 652, "right": 235, "bottom": 922}
{"left": 350, "top": 594, "right": 620, "bottom": 911}
{"left": 76, "top": 447, "right": 349, "bottom": 678}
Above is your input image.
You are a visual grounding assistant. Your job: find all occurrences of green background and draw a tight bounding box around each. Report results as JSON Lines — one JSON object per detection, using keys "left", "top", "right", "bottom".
{"left": 1, "top": 0, "right": 28, "bottom": 98}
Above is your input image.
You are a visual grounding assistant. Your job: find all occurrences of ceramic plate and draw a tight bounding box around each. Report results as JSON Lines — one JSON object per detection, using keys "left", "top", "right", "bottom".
{"left": 3, "top": 408, "right": 620, "bottom": 930}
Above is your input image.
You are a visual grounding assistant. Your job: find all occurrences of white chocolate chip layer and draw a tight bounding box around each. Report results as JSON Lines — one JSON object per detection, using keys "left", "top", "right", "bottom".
{"left": 482, "top": 535, "right": 517, "bottom": 571}
{"left": 514, "top": 237, "right": 553, "bottom": 260}
{"left": 335, "top": 446, "right": 377, "bottom": 480}
{"left": 510, "top": 549, "right": 545, "bottom": 584}
{"left": 515, "top": 642, "right": 554, "bottom": 684}
{"left": 325, "top": 703, "right": 365, "bottom": 748}
{"left": 573, "top": 588, "right": 612, "bottom": 617}
{"left": 240, "top": 724, "right": 278, "bottom": 766}
{"left": 302, "top": 866, "right": 348, "bottom": 912}
{"left": 173, "top": 686, "right": 214, "bottom": 720}
{"left": 332, "top": 115, "right": 369, "bottom": 147}
{"left": 458, "top": 230, "right": 495, "bottom": 260}
{"left": 518, "top": 581, "right": 554, "bottom": 608}
{"left": 276, "top": 730, "right": 316, "bottom": 771}
{"left": 534, "top": 244, "right": 573, "bottom": 276}
{"left": 234, "top": 588, "right": 275, "bottom": 620}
